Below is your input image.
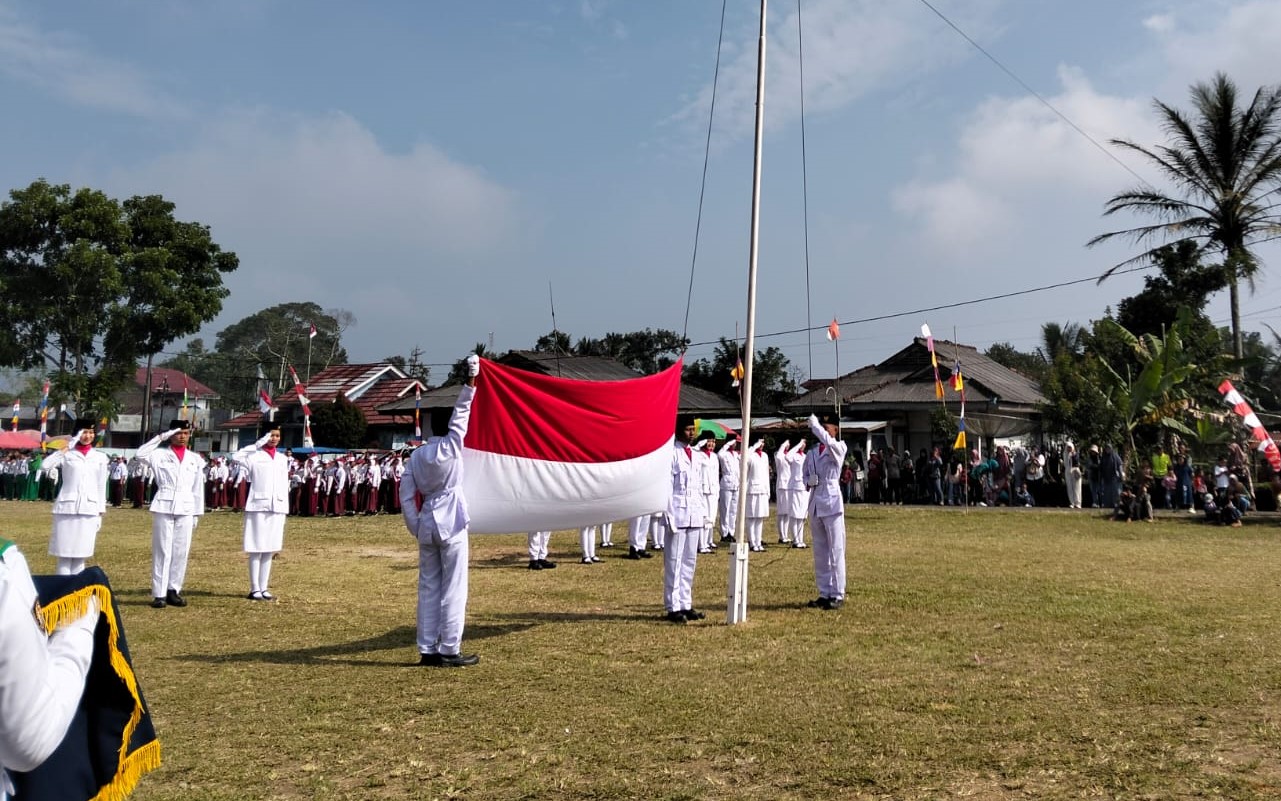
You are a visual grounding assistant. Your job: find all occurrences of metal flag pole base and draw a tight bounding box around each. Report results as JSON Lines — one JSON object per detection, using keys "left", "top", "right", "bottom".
{"left": 727, "top": 539, "right": 750, "bottom": 624}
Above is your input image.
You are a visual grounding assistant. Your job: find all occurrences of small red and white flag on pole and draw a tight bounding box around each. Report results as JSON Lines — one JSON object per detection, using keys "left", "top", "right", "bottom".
{"left": 258, "top": 389, "right": 274, "bottom": 415}
{"left": 308, "top": 323, "right": 317, "bottom": 339}
{"left": 826, "top": 318, "right": 840, "bottom": 341}
{"left": 287, "top": 366, "right": 311, "bottom": 416}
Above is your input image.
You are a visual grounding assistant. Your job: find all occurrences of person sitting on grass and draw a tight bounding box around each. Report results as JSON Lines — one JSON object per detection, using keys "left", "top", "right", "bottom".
{"left": 1227, "top": 475, "right": 1252, "bottom": 515}
{"left": 1113, "top": 485, "right": 1138, "bottom": 522}
{"left": 1134, "top": 482, "right": 1155, "bottom": 522}
{"left": 1012, "top": 483, "right": 1034, "bottom": 507}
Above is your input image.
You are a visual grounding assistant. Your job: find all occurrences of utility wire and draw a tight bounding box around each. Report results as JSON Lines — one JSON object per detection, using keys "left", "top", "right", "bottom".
{"left": 915, "top": 0, "right": 1153, "bottom": 189}
{"left": 681, "top": 0, "right": 730, "bottom": 346}
{"left": 685, "top": 262, "right": 1158, "bottom": 349}
{"left": 797, "top": 0, "right": 815, "bottom": 395}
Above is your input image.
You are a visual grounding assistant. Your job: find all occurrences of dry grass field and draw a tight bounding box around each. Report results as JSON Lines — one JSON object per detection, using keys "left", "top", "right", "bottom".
{"left": 3, "top": 500, "right": 1281, "bottom": 800}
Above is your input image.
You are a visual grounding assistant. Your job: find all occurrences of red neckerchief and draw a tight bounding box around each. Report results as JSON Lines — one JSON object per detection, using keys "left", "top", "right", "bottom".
{"left": 171, "top": 445, "right": 186, "bottom": 462}
{"left": 819, "top": 444, "right": 826, "bottom": 454}
{"left": 263, "top": 446, "right": 277, "bottom": 459}
{"left": 684, "top": 445, "right": 692, "bottom": 460}
{"left": 74, "top": 444, "right": 92, "bottom": 455}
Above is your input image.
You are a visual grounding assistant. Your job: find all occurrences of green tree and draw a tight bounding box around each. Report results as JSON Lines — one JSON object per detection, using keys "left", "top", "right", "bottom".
{"left": 1038, "top": 322, "right": 1086, "bottom": 362}
{"left": 310, "top": 395, "right": 367, "bottom": 449}
{"left": 1039, "top": 351, "right": 1125, "bottom": 447}
{"left": 984, "top": 342, "right": 1047, "bottom": 383}
{"left": 0, "top": 179, "right": 236, "bottom": 419}
{"left": 168, "top": 302, "right": 352, "bottom": 410}
{"left": 1090, "top": 73, "right": 1281, "bottom": 359}
{"left": 534, "top": 330, "right": 571, "bottom": 353}
{"left": 573, "top": 329, "right": 688, "bottom": 374}
{"left": 682, "top": 338, "right": 795, "bottom": 412}
{"left": 445, "top": 342, "right": 498, "bottom": 386}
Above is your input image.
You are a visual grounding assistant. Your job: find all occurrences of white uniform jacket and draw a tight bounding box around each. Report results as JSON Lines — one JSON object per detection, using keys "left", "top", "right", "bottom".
{"left": 805, "top": 415, "right": 848, "bottom": 518}
{"left": 41, "top": 448, "right": 108, "bottom": 516}
{"left": 400, "top": 385, "right": 475, "bottom": 541}
{"left": 231, "top": 438, "right": 291, "bottom": 514}
{"left": 136, "top": 436, "right": 207, "bottom": 517}
{"left": 0, "top": 543, "right": 96, "bottom": 782}
{"left": 665, "top": 441, "right": 708, "bottom": 531}
{"left": 718, "top": 442, "right": 740, "bottom": 491}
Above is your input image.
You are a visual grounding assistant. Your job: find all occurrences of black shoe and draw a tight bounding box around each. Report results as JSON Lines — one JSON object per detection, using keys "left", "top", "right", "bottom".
{"left": 624, "top": 548, "right": 642, "bottom": 560}
{"left": 806, "top": 597, "right": 829, "bottom": 608}
{"left": 439, "top": 653, "right": 480, "bottom": 667}
{"left": 665, "top": 611, "right": 687, "bottom": 624}
{"left": 247, "top": 591, "right": 264, "bottom": 601}
{"left": 417, "top": 653, "right": 443, "bottom": 667}
{"left": 165, "top": 590, "right": 187, "bottom": 607}
{"left": 528, "top": 560, "right": 543, "bottom": 570}
{"left": 150, "top": 597, "right": 166, "bottom": 608}
{"left": 682, "top": 608, "right": 706, "bottom": 621}
{"left": 721, "top": 535, "right": 736, "bottom": 543}
{"left": 824, "top": 598, "right": 844, "bottom": 610}
{"left": 538, "top": 559, "right": 557, "bottom": 569}
{"left": 638, "top": 549, "right": 653, "bottom": 559}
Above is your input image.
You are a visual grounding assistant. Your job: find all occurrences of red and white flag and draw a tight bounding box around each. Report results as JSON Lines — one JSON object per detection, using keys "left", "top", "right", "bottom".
{"left": 462, "top": 357, "right": 682, "bottom": 534}
{"left": 258, "top": 389, "right": 274, "bottom": 414}
{"left": 1218, "top": 380, "right": 1281, "bottom": 472}
{"left": 287, "top": 365, "right": 311, "bottom": 416}
{"left": 308, "top": 323, "right": 317, "bottom": 339}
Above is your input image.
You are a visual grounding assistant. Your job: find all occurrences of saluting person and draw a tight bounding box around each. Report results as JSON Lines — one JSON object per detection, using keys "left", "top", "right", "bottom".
{"left": 135, "top": 419, "right": 206, "bottom": 608}
{"left": 42, "top": 427, "right": 109, "bottom": 575}
{"left": 232, "top": 423, "right": 291, "bottom": 600}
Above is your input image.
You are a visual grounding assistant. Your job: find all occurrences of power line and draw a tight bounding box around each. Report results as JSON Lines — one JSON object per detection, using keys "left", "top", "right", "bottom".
{"left": 915, "top": 0, "right": 1153, "bottom": 189}
{"left": 686, "top": 262, "right": 1156, "bottom": 349}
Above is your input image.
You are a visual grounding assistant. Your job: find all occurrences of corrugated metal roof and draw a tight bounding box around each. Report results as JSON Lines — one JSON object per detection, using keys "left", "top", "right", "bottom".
{"left": 134, "top": 367, "right": 217, "bottom": 398}
{"left": 785, "top": 337, "right": 1045, "bottom": 410}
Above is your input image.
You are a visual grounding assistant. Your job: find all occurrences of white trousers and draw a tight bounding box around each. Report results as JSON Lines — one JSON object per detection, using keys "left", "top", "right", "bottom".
{"left": 417, "top": 530, "right": 470, "bottom": 656}
{"left": 649, "top": 515, "right": 666, "bottom": 549}
{"left": 151, "top": 513, "right": 194, "bottom": 597}
{"left": 628, "top": 515, "right": 650, "bottom": 549}
{"left": 247, "top": 552, "right": 274, "bottom": 593}
{"left": 718, "top": 489, "right": 739, "bottom": 538}
{"left": 810, "top": 513, "right": 846, "bottom": 600}
{"left": 599, "top": 522, "right": 613, "bottom": 545}
{"left": 662, "top": 524, "right": 700, "bottom": 612}
{"left": 746, "top": 517, "right": 764, "bottom": 549}
{"left": 788, "top": 516, "right": 807, "bottom": 546}
{"left": 527, "top": 531, "right": 550, "bottom": 561}
{"left": 579, "top": 526, "right": 597, "bottom": 559}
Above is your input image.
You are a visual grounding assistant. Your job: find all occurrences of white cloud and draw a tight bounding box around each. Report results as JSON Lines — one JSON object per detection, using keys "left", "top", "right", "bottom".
{"left": 670, "top": 0, "right": 1004, "bottom": 142}
{"left": 105, "top": 108, "right": 530, "bottom": 360}
{"left": 891, "top": 67, "right": 1159, "bottom": 252}
{"left": 0, "top": 5, "right": 186, "bottom": 119}
{"left": 1150, "top": 0, "right": 1281, "bottom": 93}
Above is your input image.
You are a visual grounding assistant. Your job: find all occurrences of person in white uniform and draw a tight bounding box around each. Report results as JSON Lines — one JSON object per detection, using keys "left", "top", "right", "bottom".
{"left": 135, "top": 419, "right": 206, "bottom": 608}
{"left": 232, "top": 423, "right": 291, "bottom": 601}
{"left": 697, "top": 434, "right": 719, "bottom": 553}
{"left": 717, "top": 434, "right": 741, "bottom": 542}
{"left": 526, "top": 531, "right": 556, "bottom": 570}
{"left": 578, "top": 525, "right": 600, "bottom": 564}
{"left": 662, "top": 414, "right": 708, "bottom": 624}
{"left": 744, "top": 439, "right": 771, "bottom": 551}
{"left": 774, "top": 441, "right": 793, "bottom": 544}
{"left": 624, "top": 513, "right": 655, "bottom": 559}
{"left": 802, "top": 413, "right": 847, "bottom": 609}
{"left": 400, "top": 355, "right": 481, "bottom": 668}
{"left": 785, "top": 440, "right": 810, "bottom": 548}
{"left": 0, "top": 540, "right": 99, "bottom": 798}
{"left": 42, "top": 428, "right": 110, "bottom": 575}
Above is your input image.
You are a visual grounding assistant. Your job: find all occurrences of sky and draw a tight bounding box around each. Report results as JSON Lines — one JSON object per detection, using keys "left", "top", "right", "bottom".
{"left": 2, "top": 0, "right": 1280, "bottom": 386}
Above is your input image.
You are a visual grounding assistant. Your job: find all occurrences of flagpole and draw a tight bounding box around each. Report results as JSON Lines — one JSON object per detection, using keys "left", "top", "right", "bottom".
{"left": 727, "top": 0, "right": 767, "bottom": 626}
{"left": 306, "top": 324, "right": 314, "bottom": 384}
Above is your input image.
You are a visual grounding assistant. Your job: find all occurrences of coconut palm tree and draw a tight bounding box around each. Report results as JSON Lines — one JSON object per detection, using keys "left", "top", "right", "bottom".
{"left": 1089, "top": 72, "right": 1281, "bottom": 360}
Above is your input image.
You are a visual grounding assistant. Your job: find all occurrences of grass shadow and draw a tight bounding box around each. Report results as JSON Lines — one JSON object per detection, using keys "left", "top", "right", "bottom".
{"left": 172, "top": 622, "right": 538, "bottom": 667}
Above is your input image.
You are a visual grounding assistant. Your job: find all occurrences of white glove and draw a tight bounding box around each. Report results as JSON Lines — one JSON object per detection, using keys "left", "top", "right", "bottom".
{"left": 466, "top": 354, "right": 481, "bottom": 377}
{"left": 808, "top": 414, "right": 819, "bottom": 428}
{"left": 256, "top": 433, "right": 274, "bottom": 448}
{"left": 753, "top": 439, "right": 765, "bottom": 451}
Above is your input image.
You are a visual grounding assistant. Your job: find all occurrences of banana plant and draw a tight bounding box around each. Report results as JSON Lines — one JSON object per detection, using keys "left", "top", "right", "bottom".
{"left": 1096, "top": 307, "right": 1200, "bottom": 468}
